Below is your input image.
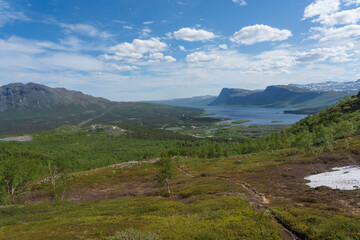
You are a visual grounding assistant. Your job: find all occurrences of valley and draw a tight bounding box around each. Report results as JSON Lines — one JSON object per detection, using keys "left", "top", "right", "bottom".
{"left": 0, "top": 86, "right": 360, "bottom": 239}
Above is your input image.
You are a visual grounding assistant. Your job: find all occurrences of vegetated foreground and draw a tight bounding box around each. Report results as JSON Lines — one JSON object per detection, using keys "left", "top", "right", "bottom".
{"left": 1, "top": 93, "right": 360, "bottom": 239}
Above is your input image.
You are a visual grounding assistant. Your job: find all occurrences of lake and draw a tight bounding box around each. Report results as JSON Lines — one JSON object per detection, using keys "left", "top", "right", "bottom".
{"left": 200, "top": 106, "right": 307, "bottom": 126}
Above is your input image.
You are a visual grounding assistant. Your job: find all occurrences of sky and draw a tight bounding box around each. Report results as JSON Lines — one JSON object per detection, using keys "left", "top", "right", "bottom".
{"left": 0, "top": 0, "right": 360, "bottom": 101}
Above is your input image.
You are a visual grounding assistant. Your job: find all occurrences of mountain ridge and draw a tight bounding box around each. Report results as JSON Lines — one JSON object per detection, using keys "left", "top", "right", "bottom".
{"left": 0, "top": 82, "right": 110, "bottom": 112}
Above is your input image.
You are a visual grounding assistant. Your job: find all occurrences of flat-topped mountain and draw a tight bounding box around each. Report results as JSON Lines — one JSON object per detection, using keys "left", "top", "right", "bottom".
{"left": 209, "top": 84, "right": 358, "bottom": 111}
{"left": 0, "top": 83, "right": 109, "bottom": 112}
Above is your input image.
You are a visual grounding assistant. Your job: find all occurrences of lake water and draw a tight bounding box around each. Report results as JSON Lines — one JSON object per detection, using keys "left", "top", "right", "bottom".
{"left": 201, "top": 106, "right": 307, "bottom": 126}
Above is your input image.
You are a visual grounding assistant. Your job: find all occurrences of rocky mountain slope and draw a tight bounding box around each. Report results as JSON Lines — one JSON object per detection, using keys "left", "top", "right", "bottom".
{"left": 0, "top": 83, "right": 109, "bottom": 112}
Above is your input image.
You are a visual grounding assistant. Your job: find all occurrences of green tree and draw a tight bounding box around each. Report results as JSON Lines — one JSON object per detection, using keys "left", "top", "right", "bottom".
{"left": 0, "top": 158, "right": 37, "bottom": 195}
{"left": 156, "top": 157, "right": 175, "bottom": 196}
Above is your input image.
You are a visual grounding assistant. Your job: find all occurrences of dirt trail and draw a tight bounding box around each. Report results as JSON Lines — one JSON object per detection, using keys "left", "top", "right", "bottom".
{"left": 78, "top": 105, "right": 116, "bottom": 127}
{"left": 177, "top": 166, "right": 195, "bottom": 178}
{"left": 217, "top": 176, "right": 302, "bottom": 240}
{"left": 85, "top": 158, "right": 160, "bottom": 173}
{"left": 218, "top": 176, "right": 269, "bottom": 206}
{"left": 175, "top": 168, "right": 302, "bottom": 240}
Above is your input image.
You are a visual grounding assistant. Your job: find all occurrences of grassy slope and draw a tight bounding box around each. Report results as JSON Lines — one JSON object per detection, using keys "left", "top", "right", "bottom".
{"left": 1, "top": 136, "right": 360, "bottom": 239}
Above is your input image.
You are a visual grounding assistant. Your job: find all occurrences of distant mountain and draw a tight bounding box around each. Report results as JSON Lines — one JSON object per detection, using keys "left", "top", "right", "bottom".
{"left": 0, "top": 82, "right": 109, "bottom": 112}
{"left": 148, "top": 95, "right": 216, "bottom": 107}
{"left": 0, "top": 83, "right": 211, "bottom": 135}
{"left": 290, "top": 79, "right": 360, "bottom": 92}
{"left": 209, "top": 85, "right": 358, "bottom": 112}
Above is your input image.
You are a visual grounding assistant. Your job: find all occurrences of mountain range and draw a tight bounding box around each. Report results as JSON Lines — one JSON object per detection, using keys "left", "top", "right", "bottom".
{"left": 151, "top": 80, "right": 360, "bottom": 113}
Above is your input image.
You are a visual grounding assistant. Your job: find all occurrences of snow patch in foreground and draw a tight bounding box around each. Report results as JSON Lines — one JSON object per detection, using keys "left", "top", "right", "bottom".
{"left": 305, "top": 166, "right": 360, "bottom": 190}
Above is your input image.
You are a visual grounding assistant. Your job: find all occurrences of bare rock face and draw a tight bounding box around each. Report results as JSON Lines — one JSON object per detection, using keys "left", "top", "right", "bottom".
{"left": 0, "top": 83, "right": 110, "bottom": 112}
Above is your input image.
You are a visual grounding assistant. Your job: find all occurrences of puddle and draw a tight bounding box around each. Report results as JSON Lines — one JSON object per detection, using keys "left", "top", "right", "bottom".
{"left": 305, "top": 166, "right": 360, "bottom": 190}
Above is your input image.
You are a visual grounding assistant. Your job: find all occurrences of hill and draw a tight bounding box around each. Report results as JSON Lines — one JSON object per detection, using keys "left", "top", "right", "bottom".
{"left": 0, "top": 83, "right": 216, "bottom": 135}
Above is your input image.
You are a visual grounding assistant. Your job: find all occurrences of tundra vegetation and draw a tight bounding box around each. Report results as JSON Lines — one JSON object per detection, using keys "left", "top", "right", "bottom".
{"left": 0, "top": 93, "right": 360, "bottom": 239}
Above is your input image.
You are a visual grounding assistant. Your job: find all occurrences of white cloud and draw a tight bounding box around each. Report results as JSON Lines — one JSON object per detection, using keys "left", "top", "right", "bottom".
{"left": 219, "top": 44, "right": 228, "bottom": 50}
{"left": 148, "top": 52, "right": 176, "bottom": 62}
{"left": 123, "top": 25, "right": 133, "bottom": 29}
{"left": 344, "top": 0, "right": 360, "bottom": 6}
{"left": 295, "top": 45, "right": 354, "bottom": 63}
{"left": 230, "top": 24, "right": 292, "bottom": 45}
{"left": 60, "top": 23, "right": 111, "bottom": 38}
{"left": 314, "top": 7, "right": 360, "bottom": 25}
{"left": 311, "top": 24, "right": 360, "bottom": 41}
{"left": 172, "top": 28, "right": 216, "bottom": 41}
{"left": 0, "top": 0, "right": 28, "bottom": 27}
{"left": 101, "top": 37, "right": 175, "bottom": 67}
{"left": 108, "top": 38, "right": 167, "bottom": 60}
{"left": 143, "top": 21, "right": 154, "bottom": 25}
{"left": 108, "top": 63, "right": 139, "bottom": 71}
{"left": 139, "top": 28, "right": 152, "bottom": 38}
{"left": 163, "top": 56, "right": 176, "bottom": 62}
{"left": 303, "top": 0, "right": 340, "bottom": 20}
{"left": 186, "top": 52, "right": 219, "bottom": 63}
{"left": 179, "top": 45, "right": 186, "bottom": 51}
{"left": 232, "top": 0, "right": 247, "bottom": 6}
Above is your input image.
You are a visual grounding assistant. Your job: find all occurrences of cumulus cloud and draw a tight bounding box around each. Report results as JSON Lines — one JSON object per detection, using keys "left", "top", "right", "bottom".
{"left": 186, "top": 52, "right": 219, "bottom": 63}
{"left": 230, "top": 24, "right": 292, "bottom": 45}
{"left": 172, "top": 28, "right": 216, "bottom": 41}
{"left": 219, "top": 44, "right": 228, "bottom": 50}
{"left": 60, "top": 23, "right": 111, "bottom": 38}
{"left": 310, "top": 24, "right": 360, "bottom": 41}
{"left": 179, "top": 45, "right": 186, "bottom": 51}
{"left": 139, "top": 28, "right": 152, "bottom": 38}
{"left": 0, "top": 0, "right": 28, "bottom": 27}
{"left": 143, "top": 21, "right": 154, "bottom": 25}
{"left": 101, "top": 38, "right": 175, "bottom": 69}
{"left": 313, "top": 6, "right": 360, "bottom": 25}
{"left": 303, "top": 0, "right": 340, "bottom": 20}
{"left": 295, "top": 45, "right": 354, "bottom": 63}
{"left": 304, "top": 0, "right": 360, "bottom": 41}
{"left": 148, "top": 52, "right": 176, "bottom": 62}
{"left": 108, "top": 38, "right": 167, "bottom": 60}
{"left": 232, "top": 0, "right": 247, "bottom": 6}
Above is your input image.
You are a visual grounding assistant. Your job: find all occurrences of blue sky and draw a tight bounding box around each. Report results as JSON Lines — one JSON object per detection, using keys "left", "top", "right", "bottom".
{"left": 0, "top": 0, "right": 360, "bottom": 100}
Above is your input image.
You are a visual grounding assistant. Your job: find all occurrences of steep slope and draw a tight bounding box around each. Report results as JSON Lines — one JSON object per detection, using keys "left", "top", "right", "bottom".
{"left": 209, "top": 85, "right": 357, "bottom": 110}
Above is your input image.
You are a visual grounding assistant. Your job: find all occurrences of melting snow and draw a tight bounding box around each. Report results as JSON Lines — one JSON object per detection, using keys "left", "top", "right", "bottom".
{"left": 305, "top": 166, "right": 360, "bottom": 190}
